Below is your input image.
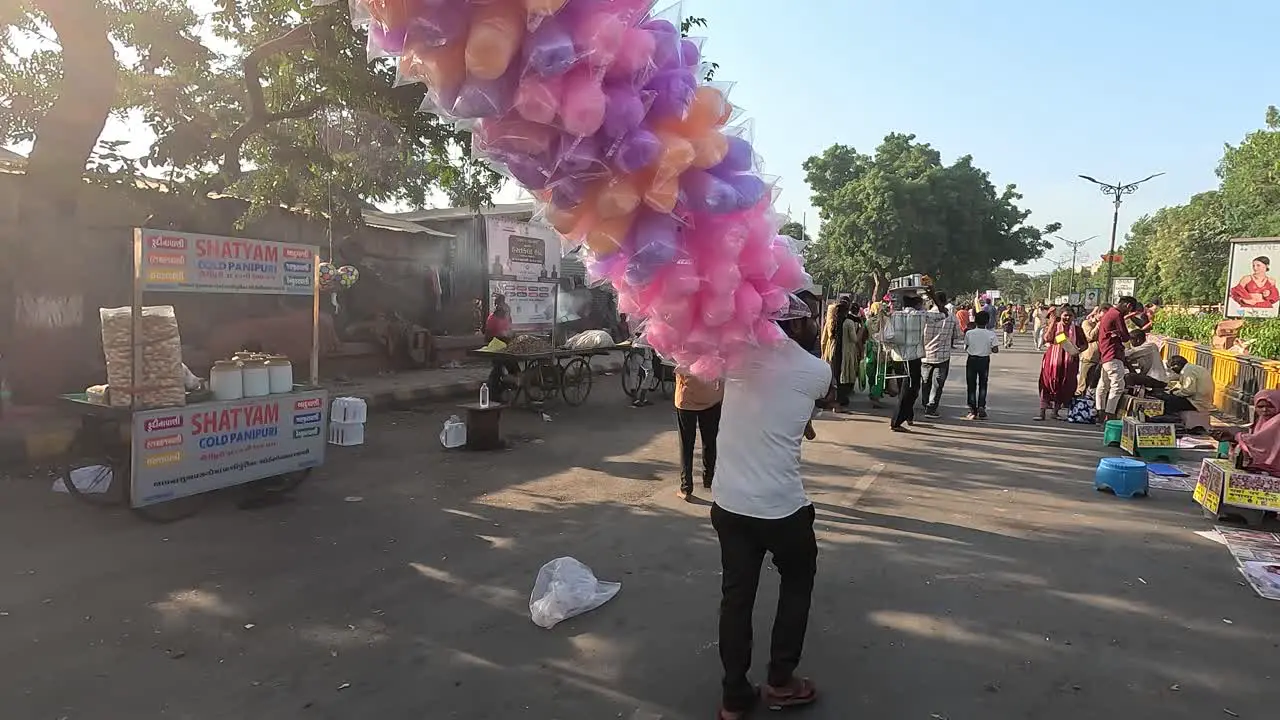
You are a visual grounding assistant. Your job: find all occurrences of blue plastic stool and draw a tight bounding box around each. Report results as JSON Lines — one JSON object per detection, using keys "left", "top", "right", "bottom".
{"left": 1095, "top": 457, "right": 1149, "bottom": 498}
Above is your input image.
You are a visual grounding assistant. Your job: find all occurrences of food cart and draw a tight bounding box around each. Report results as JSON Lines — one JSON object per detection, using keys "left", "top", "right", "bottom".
{"left": 56, "top": 229, "right": 328, "bottom": 521}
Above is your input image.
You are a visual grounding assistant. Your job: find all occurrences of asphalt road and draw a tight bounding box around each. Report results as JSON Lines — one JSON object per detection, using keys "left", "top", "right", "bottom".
{"left": 1, "top": 333, "right": 1277, "bottom": 719}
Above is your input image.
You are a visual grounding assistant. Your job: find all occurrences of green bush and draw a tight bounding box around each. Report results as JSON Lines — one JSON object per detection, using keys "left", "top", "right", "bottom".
{"left": 1154, "top": 311, "right": 1280, "bottom": 360}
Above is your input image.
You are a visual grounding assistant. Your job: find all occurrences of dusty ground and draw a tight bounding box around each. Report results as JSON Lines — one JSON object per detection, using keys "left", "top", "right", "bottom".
{"left": 2, "top": 336, "right": 1278, "bottom": 719}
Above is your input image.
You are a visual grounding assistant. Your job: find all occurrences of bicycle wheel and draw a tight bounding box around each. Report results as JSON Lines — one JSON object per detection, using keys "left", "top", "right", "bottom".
{"left": 621, "top": 351, "right": 644, "bottom": 399}
{"left": 561, "top": 357, "right": 593, "bottom": 406}
{"left": 522, "top": 362, "right": 553, "bottom": 405}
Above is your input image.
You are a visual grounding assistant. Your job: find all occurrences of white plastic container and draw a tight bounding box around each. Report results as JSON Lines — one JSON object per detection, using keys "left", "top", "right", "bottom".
{"left": 328, "top": 420, "right": 365, "bottom": 446}
{"left": 265, "top": 356, "right": 293, "bottom": 394}
{"left": 241, "top": 359, "right": 270, "bottom": 397}
{"left": 440, "top": 415, "right": 467, "bottom": 449}
{"left": 210, "top": 360, "right": 244, "bottom": 401}
{"left": 331, "top": 397, "right": 368, "bottom": 423}
{"left": 479, "top": 382, "right": 490, "bottom": 409}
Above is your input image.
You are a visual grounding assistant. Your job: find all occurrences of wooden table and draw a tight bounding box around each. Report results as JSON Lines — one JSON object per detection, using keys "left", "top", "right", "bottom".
{"left": 457, "top": 402, "right": 506, "bottom": 451}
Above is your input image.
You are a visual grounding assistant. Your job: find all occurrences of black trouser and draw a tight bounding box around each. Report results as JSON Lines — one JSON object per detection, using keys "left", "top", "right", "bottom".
{"left": 966, "top": 355, "right": 990, "bottom": 411}
{"left": 920, "top": 360, "right": 950, "bottom": 412}
{"left": 675, "top": 403, "right": 722, "bottom": 490}
{"left": 712, "top": 503, "right": 817, "bottom": 713}
{"left": 1149, "top": 389, "right": 1197, "bottom": 414}
{"left": 892, "top": 358, "right": 923, "bottom": 427}
{"left": 836, "top": 383, "right": 853, "bottom": 406}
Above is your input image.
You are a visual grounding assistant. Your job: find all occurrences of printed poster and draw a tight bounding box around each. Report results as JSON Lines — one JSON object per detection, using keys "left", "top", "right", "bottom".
{"left": 487, "top": 218, "right": 561, "bottom": 282}
{"left": 1110, "top": 277, "right": 1136, "bottom": 303}
{"left": 1224, "top": 238, "right": 1280, "bottom": 319}
{"left": 1194, "top": 458, "right": 1228, "bottom": 514}
{"left": 488, "top": 279, "right": 557, "bottom": 331}
{"left": 139, "top": 229, "right": 316, "bottom": 295}
{"left": 1221, "top": 468, "right": 1280, "bottom": 511}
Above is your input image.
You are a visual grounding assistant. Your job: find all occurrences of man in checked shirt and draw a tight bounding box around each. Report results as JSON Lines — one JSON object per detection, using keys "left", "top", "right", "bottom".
{"left": 919, "top": 292, "right": 964, "bottom": 419}
{"left": 884, "top": 295, "right": 927, "bottom": 432}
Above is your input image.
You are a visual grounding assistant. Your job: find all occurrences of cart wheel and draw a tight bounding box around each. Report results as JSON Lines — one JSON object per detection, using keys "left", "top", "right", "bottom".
{"left": 561, "top": 357, "right": 593, "bottom": 406}
{"left": 57, "top": 436, "right": 127, "bottom": 507}
{"left": 621, "top": 351, "right": 644, "bottom": 399}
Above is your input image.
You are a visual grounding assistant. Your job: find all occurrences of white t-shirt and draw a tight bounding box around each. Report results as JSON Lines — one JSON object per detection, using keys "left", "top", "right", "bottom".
{"left": 713, "top": 341, "right": 832, "bottom": 520}
{"left": 964, "top": 328, "right": 999, "bottom": 357}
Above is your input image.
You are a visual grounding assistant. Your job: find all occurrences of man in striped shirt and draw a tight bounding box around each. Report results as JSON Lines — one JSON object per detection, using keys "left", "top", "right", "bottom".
{"left": 920, "top": 292, "right": 964, "bottom": 418}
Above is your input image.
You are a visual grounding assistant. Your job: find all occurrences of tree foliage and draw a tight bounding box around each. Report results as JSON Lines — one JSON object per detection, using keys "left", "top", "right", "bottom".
{"left": 1, "top": 0, "right": 500, "bottom": 224}
{"left": 802, "top": 133, "right": 1059, "bottom": 299}
{"left": 1115, "top": 106, "right": 1280, "bottom": 305}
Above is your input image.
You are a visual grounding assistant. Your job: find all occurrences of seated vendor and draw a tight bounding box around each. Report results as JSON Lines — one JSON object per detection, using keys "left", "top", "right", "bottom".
{"left": 485, "top": 295, "right": 520, "bottom": 402}
{"left": 1124, "top": 329, "right": 1167, "bottom": 383}
{"left": 1158, "top": 356, "right": 1215, "bottom": 414}
{"left": 1229, "top": 390, "right": 1280, "bottom": 474}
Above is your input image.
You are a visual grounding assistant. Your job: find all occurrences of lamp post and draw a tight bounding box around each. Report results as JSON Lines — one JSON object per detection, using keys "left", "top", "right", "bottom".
{"left": 1055, "top": 235, "right": 1099, "bottom": 295}
{"left": 1045, "top": 257, "right": 1069, "bottom": 305}
{"left": 1078, "top": 173, "right": 1164, "bottom": 299}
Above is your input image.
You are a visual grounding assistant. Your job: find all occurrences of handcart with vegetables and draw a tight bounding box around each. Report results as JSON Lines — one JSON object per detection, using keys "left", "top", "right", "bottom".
{"left": 469, "top": 334, "right": 608, "bottom": 408}
{"left": 55, "top": 229, "right": 328, "bottom": 522}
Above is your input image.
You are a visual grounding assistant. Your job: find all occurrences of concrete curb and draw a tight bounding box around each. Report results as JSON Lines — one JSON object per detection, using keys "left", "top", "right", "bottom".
{"left": 340, "top": 358, "right": 624, "bottom": 411}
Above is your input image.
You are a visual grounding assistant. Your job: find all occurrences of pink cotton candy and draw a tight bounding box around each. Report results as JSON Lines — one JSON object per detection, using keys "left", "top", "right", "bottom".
{"left": 700, "top": 290, "right": 735, "bottom": 327}
{"left": 760, "top": 285, "right": 789, "bottom": 315}
{"left": 706, "top": 260, "right": 742, "bottom": 296}
{"left": 514, "top": 73, "right": 564, "bottom": 124}
{"left": 738, "top": 236, "right": 779, "bottom": 280}
{"left": 661, "top": 261, "right": 701, "bottom": 297}
{"left": 754, "top": 318, "right": 786, "bottom": 345}
{"left": 560, "top": 68, "right": 606, "bottom": 137}
{"left": 770, "top": 248, "right": 808, "bottom": 291}
{"left": 608, "top": 26, "right": 656, "bottom": 79}
{"left": 689, "top": 355, "right": 725, "bottom": 381}
{"left": 573, "top": 9, "right": 627, "bottom": 68}
{"left": 733, "top": 282, "right": 763, "bottom": 320}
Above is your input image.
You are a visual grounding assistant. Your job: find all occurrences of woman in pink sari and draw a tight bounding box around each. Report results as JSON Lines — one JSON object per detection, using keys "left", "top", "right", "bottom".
{"left": 1037, "top": 306, "right": 1086, "bottom": 420}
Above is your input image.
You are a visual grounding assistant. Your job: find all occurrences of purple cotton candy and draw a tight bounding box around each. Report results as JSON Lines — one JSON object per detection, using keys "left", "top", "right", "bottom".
{"left": 643, "top": 18, "right": 681, "bottom": 69}
{"left": 602, "top": 84, "right": 646, "bottom": 138}
{"left": 645, "top": 68, "right": 696, "bottom": 120}
{"left": 682, "top": 169, "right": 738, "bottom": 214}
{"left": 625, "top": 213, "right": 682, "bottom": 286}
{"left": 711, "top": 136, "right": 755, "bottom": 176}
{"left": 555, "top": 134, "right": 604, "bottom": 177}
{"left": 551, "top": 176, "right": 589, "bottom": 207}
{"left": 681, "top": 38, "right": 701, "bottom": 68}
{"left": 726, "top": 174, "right": 767, "bottom": 209}
{"left": 451, "top": 66, "right": 518, "bottom": 119}
{"left": 504, "top": 155, "right": 551, "bottom": 190}
{"left": 612, "top": 128, "right": 660, "bottom": 173}
{"left": 370, "top": 24, "right": 407, "bottom": 55}
{"left": 525, "top": 16, "right": 577, "bottom": 76}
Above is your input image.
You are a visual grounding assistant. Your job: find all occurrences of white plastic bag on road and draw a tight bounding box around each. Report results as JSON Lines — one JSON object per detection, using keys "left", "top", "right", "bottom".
{"left": 529, "top": 557, "right": 621, "bottom": 629}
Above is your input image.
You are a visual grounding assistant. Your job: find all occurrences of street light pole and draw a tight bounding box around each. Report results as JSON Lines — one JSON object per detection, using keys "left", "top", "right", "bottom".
{"left": 1055, "top": 235, "right": 1098, "bottom": 295}
{"left": 1046, "top": 257, "right": 1068, "bottom": 304}
{"left": 1078, "top": 173, "right": 1164, "bottom": 300}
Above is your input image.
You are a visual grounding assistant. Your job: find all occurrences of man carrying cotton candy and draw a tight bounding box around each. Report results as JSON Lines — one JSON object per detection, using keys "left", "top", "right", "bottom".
{"left": 710, "top": 289, "right": 833, "bottom": 718}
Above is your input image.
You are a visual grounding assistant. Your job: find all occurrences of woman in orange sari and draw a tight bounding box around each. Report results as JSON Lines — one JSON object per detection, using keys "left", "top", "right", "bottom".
{"left": 1037, "top": 306, "right": 1086, "bottom": 420}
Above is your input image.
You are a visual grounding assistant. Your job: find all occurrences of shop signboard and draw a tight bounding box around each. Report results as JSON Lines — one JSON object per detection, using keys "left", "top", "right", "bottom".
{"left": 139, "top": 229, "right": 316, "bottom": 295}
{"left": 1194, "top": 458, "right": 1228, "bottom": 514}
{"left": 486, "top": 218, "right": 561, "bottom": 282}
{"left": 130, "top": 390, "right": 328, "bottom": 507}
{"left": 488, "top": 279, "right": 558, "bottom": 331}
{"left": 1222, "top": 467, "right": 1280, "bottom": 512}
{"left": 1110, "top": 276, "right": 1136, "bottom": 304}
{"left": 1224, "top": 238, "right": 1280, "bottom": 319}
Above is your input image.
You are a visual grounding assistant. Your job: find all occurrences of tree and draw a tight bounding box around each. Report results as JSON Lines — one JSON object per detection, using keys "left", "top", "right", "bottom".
{"left": 679, "top": 16, "right": 719, "bottom": 82}
{"left": 778, "top": 221, "right": 811, "bottom": 245}
{"left": 802, "top": 134, "right": 1059, "bottom": 299}
{"left": 1, "top": 0, "right": 499, "bottom": 225}
{"left": 1111, "top": 106, "right": 1280, "bottom": 306}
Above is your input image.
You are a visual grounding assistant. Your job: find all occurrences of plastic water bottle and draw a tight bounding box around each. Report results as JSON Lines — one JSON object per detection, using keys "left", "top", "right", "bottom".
{"left": 479, "top": 382, "right": 490, "bottom": 409}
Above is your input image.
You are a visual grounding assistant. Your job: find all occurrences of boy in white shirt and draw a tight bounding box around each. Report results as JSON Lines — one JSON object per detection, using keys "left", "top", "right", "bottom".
{"left": 963, "top": 310, "right": 1000, "bottom": 420}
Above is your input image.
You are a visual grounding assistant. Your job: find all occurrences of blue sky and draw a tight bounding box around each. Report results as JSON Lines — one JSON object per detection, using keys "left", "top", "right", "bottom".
{"left": 687, "top": 0, "right": 1280, "bottom": 272}
{"left": 7, "top": 0, "right": 1277, "bottom": 276}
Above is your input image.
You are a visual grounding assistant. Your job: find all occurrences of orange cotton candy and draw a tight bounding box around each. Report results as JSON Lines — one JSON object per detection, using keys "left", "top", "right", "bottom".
{"left": 689, "top": 130, "right": 729, "bottom": 169}
{"left": 596, "top": 176, "right": 642, "bottom": 220}
{"left": 400, "top": 42, "right": 466, "bottom": 101}
{"left": 643, "top": 131, "right": 695, "bottom": 212}
{"left": 583, "top": 213, "right": 634, "bottom": 256}
{"left": 466, "top": 0, "right": 526, "bottom": 80}
{"left": 685, "top": 86, "right": 730, "bottom": 131}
